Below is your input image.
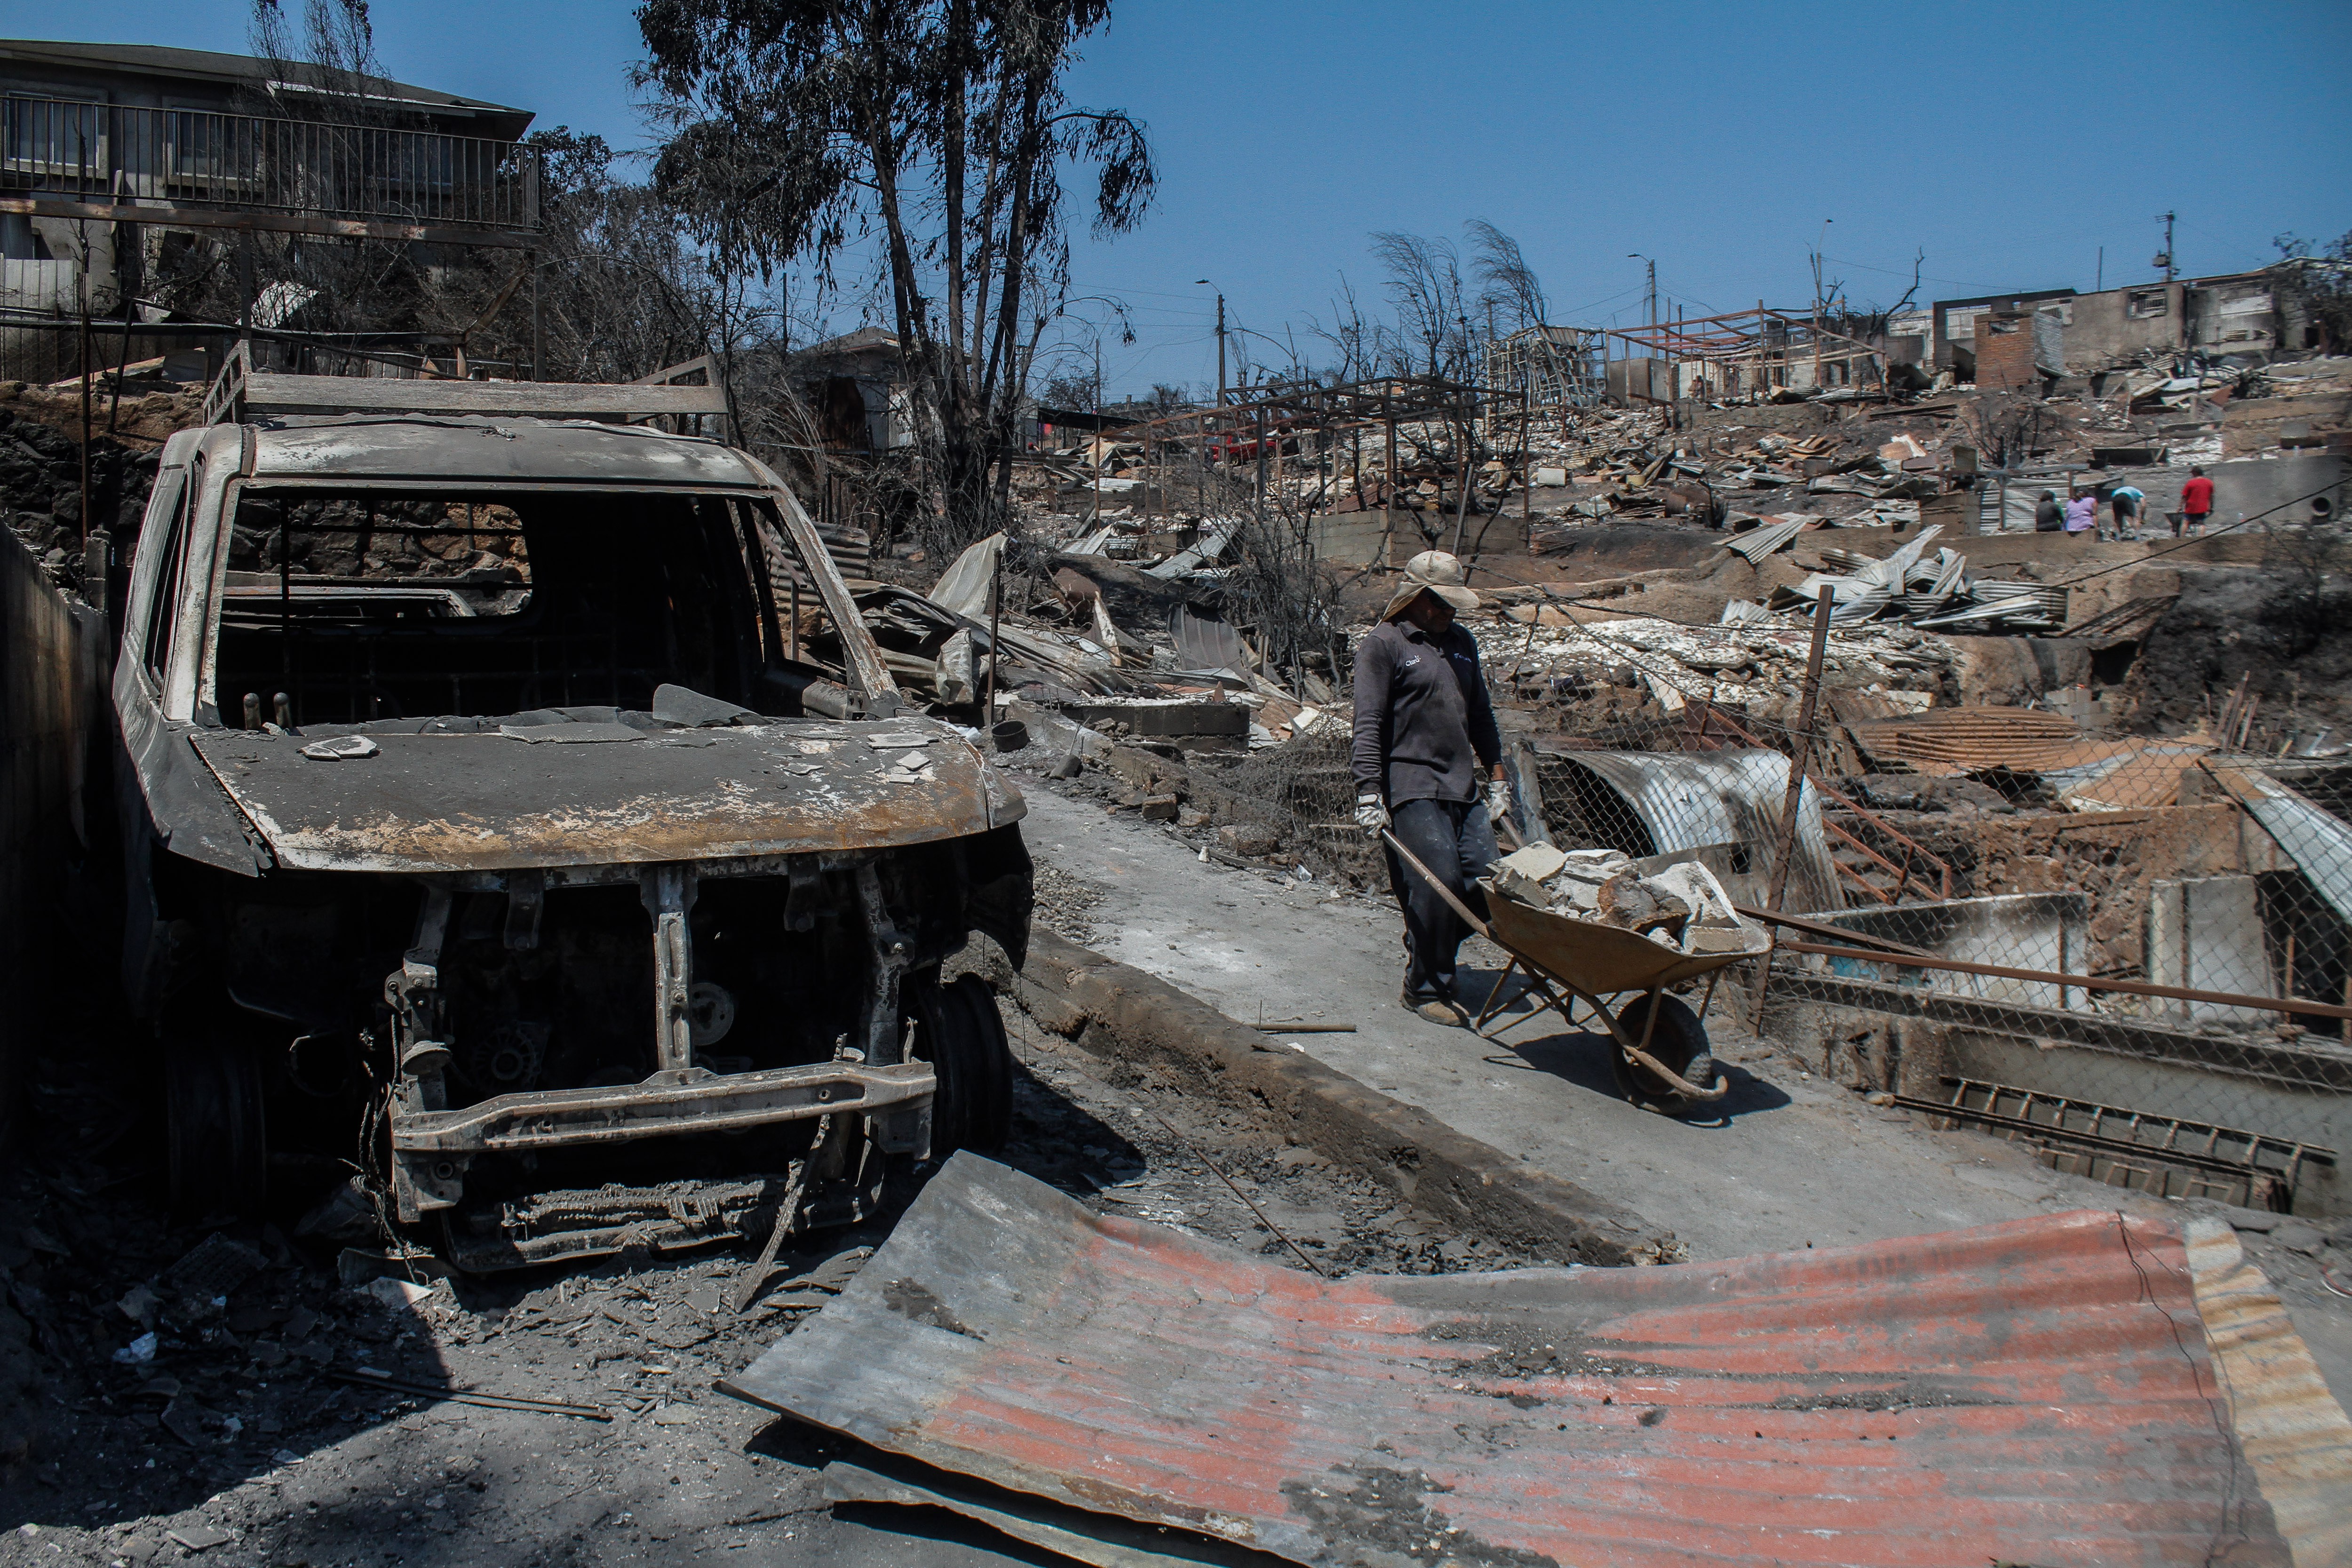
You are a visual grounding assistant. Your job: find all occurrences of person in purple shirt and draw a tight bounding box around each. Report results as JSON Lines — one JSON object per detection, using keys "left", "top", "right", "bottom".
{"left": 1351, "top": 551, "right": 1507, "bottom": 1027}
{"left": 2063, "top": 491, "right": 2098, "bottom": 538}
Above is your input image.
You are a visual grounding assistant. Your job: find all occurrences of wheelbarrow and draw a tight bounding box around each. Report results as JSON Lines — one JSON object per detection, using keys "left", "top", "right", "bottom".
{"left": 1383, "top": 830, "right": 1768, "bottom": 1116}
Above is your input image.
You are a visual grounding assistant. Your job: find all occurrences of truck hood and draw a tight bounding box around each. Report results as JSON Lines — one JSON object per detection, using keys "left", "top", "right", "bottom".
{"left": 190, "top": 717, "right": 1023, "bottom": 874}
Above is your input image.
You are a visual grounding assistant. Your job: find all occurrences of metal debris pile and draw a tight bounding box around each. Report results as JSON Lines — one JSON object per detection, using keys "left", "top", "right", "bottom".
{"left": 1730, "top": 521, "right": 2072, "bottom": 632}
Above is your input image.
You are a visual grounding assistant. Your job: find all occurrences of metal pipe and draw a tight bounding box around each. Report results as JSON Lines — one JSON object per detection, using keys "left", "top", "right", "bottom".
{"left": 982, "top": 551, "right": 1002, "bottom": 717}
{"left": 1779, "top": 940, "right": 2352, "bottom": 1023}
{"left": 1732, "top": 902, "right": 1934, "bottom": 958}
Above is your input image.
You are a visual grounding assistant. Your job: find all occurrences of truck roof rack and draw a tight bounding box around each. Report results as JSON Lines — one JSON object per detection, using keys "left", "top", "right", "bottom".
{"left": 204, "top": 341, "right": 731, "bottom": 428}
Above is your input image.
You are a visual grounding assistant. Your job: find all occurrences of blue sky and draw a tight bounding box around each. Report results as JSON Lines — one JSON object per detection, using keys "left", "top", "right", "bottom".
{"left": 24, "top": 1, "right": 2352, "bottom": 398}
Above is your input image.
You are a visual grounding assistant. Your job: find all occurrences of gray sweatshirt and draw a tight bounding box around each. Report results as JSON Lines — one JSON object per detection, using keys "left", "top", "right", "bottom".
{"left": 1350, "top": 619, "right": 1502, "bottom": 805}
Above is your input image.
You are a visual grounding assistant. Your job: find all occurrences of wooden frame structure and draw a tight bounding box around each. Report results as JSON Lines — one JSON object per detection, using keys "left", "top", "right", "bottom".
{"left": 1608, "top": 304, "right": 1888, "bottom": 401}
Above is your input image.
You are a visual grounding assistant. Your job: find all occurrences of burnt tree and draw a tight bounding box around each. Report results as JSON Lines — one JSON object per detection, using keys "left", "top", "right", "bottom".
{"left": 636, "top": 0, "right": 1157, "bottom": 552}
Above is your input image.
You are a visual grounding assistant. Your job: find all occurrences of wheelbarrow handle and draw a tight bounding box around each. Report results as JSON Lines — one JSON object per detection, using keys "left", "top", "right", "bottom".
{"left": 1380, "top": 828, "right": 1493, "bottom": 942}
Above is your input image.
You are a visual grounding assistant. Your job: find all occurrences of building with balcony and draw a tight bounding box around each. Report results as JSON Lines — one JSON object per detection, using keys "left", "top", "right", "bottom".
{"left": 0, "top": 38, "right": 537, "bottom": 378}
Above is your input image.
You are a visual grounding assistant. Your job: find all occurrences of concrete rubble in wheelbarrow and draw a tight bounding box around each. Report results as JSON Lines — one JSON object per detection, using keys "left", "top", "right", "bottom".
{"left": 111, "top": 366, "right": 1033, "bottom": 1266}
{"left": 728, "top": 1152, "right": 2352, "bottom": 1567}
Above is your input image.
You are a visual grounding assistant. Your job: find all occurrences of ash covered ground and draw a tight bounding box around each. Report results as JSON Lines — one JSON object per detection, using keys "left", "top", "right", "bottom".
{"left": 0, "top": 987, "right": 1519, "bottom": 1567}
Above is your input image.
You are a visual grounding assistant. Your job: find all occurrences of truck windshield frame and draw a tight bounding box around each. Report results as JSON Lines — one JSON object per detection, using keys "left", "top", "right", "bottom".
{"left": 200, "top": 482, "right": 793, "bottom": 727}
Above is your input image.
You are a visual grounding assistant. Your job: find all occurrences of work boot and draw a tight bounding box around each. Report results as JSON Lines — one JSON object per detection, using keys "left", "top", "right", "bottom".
{"left": 1402, "top": 987, "right": 1469, "bottom": 1027}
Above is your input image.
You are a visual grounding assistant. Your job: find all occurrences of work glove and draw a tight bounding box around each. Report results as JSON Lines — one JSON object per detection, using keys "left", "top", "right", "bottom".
{"left": 1486, "top": 775, "right": 1512, "bottom": 826}
{"left": 1354, "top": 794, "right": 1390, "bottom": 839}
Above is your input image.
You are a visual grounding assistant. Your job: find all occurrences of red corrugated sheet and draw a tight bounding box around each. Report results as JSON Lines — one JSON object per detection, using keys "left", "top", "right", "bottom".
{"left": 724, "top": 1154, "right": 2292, "bottom": 1566}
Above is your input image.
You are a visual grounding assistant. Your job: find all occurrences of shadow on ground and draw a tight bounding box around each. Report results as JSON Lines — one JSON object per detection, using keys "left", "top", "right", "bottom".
{"left": 1459, "top": 968, "right": 1792, "bottom": 1125}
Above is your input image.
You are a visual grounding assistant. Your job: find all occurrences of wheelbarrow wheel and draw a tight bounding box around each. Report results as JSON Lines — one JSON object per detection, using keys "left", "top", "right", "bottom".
{"left": 1610, "top": 993, "right": 1717, "bottom": 1117}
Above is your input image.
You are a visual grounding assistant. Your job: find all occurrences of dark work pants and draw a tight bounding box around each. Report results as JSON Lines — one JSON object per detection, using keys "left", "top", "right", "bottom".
{"left": 1383, "top": 797, "right": 1499, "bottom": 1004}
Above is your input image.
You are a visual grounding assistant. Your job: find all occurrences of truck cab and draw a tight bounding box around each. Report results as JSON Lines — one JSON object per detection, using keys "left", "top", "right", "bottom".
{"left": 113, "top": 362, "right": 1031, "bottom": 1268}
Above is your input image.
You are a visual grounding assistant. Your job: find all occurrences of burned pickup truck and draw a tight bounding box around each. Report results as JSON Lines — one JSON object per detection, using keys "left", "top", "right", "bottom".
{"left": 112, "top": 366, "right": 1030, "bottom": 1268}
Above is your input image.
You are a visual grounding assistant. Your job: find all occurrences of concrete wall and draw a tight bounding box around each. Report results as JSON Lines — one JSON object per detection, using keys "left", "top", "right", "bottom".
{"left": 1307, "top": 513, "right": 1400, "bottom": 569}
{"left": 1934, "top": 289, "right": 2075, "bottom": 369}
{"left": 0, "top": 527, "right": 109, "bottom": 1156}
{"left": 2192, "top": 453, "right": 2351, "bottom": 527}
{"left": 1810, "top": 892, "right": 2091, "bottom": 1009}
{"left": 2190, "top": 276, "right": 2280, "bottom": 358}
{"left": 1936, "top": 272, "right": 2306, "bottom": 374}
{"left": 2147, "top": 875, "right": 2280, "bottom": 1024}
{"left": 2065, "top": 283, "right": 2185, "bottom": 370}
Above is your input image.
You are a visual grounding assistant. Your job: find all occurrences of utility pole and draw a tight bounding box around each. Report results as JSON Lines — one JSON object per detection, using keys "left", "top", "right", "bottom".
{"left": 2154, "top": 211, "right": 2177, "bottom": 282}
{"left": 1811, "top": 220, "right": 1832, "bottom": 392}
{"left": 1215, "top": 293, "right": 1226, "bottom": 406}
{"left": 1628, "top": 255, "right": 1656, "bottom": 402}
{"left": 1196, "top": 280, "right": 1226, "bottom": 503}
{"left": 1197, "top": 280, "right": 1225, "bottom": 404}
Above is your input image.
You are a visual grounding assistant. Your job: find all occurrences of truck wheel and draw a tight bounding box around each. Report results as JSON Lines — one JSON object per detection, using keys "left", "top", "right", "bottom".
{"left": 166, "top": 1025, "right": 268, "bottom": 1219}
{"left": 906, "top": 974, "right": 1013, "bottom": 1157}
{"left": 1609, "top": 993, "right": 1717, "bottom": 1117}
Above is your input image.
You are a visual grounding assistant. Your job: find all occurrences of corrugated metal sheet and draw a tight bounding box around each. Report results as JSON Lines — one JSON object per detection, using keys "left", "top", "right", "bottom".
{"left": 1146, "top": 522, "right": 1239, "bottom": 580}
{"left": 1549, "top": 747, "right": 1844, "bottom": 913}
{"left": 1720, "top": 518, "right": 1806, "bottom": 563}
{"left": 1848, "top": 706, "right": 2101, "bottom": 773}
{"left": 724, "top": 1153, "right": 2304, "bottom": 1568}
{"left": 2211, "top": 765, "right": 2352, "bottom": 928}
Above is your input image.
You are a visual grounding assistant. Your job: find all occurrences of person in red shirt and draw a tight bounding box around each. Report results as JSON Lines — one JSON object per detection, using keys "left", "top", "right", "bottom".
{"left": 2179, "top": 468, "right": 2214, "bottom": 536}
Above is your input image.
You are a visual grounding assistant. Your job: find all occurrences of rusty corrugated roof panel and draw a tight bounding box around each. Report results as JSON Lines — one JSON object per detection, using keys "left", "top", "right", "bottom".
{"left": 1844, "top": 707, "right": 2219, "bottom": 799}
{"left": 724, "top": 1154, "right": 2306, "bottom": 1567}
{"left": 1847, "top": 705, "right": 2092, "bottom": 773}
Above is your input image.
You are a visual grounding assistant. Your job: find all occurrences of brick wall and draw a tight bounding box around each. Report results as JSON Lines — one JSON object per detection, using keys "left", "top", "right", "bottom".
{"left": 1975, "top": 313, "right": 2037, "bottom": 390}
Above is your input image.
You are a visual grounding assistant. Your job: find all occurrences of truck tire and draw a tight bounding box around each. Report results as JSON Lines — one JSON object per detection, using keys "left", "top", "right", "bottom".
{"left": 1609, "top": 992, "right": 1717, "bottom": 1117}
{"left": 905, "top": 974, "right": 1013, "bottom": 1157}
{"left": 165, "top": 1024, "right": 269, "bottom": 1218}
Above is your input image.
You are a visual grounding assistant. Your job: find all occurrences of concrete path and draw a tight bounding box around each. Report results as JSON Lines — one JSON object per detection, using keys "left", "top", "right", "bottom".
{"left": 1015, "top": 779, "right": 2352, "bottom": 1404}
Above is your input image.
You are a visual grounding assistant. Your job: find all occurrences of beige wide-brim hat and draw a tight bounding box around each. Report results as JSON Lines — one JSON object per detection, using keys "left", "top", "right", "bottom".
{"left": 1382, "top": 550, "right": 1481, "bottom": 621}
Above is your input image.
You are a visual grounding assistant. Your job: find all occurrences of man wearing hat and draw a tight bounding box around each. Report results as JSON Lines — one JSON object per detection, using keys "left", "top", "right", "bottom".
{"left": 1351, "top": 551, "right": 1508, "bottom": 1027}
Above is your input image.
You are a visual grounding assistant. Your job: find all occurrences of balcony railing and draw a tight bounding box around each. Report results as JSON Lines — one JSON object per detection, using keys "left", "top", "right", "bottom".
{"left": 0, "top": 95, "right": 539, "bottom": 240}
